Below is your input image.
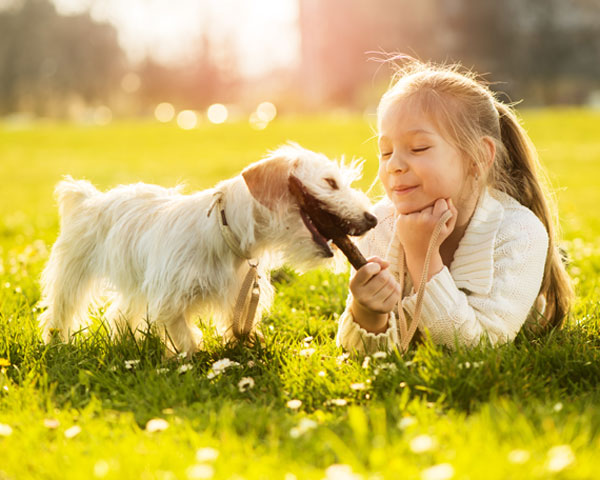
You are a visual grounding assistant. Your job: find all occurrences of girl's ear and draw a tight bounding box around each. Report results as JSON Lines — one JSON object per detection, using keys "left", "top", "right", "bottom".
{"left": 472, "top": 136, "right": 496, "bottom": 179}
{"left": 482, "top": 136, "right": 496, "bottom": 170}
{"left": 242, "top": 155, "right": 292, "bottom": 210}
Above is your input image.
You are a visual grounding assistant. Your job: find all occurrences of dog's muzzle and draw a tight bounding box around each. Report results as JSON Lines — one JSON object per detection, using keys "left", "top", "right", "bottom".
{"left": 288, "top": 175, "right": 376, "bottom": 265}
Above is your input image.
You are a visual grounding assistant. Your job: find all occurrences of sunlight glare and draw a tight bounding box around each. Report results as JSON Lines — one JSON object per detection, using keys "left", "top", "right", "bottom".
{"left": 207, "top": 104, "right": 228, "bottom": 124}
{"left": 120, "top": 72, "right": 141, "bottom": 93}
{"left": 93, "top": 106, "right": 112, "bottom": 126}
{"left": 249, "top": 112, "right": 268, "bottom": 130}
{"left": 155, "top": 103, "right": 175, "bottom": 123}
{"left": 256, "top": 102, "right": 277, "bottom": 122}
{"left": 177, "top": 110, "right": 198, "bottom": 130}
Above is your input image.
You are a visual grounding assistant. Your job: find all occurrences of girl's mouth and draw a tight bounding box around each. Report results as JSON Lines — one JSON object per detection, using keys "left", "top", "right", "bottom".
{"left": 393, "top": 185, "right": 418, "bottom": 195}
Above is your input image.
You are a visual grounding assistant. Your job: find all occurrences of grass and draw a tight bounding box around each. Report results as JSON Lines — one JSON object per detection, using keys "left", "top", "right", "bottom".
{"left": 1, "top": 110, "right": 599, "bottom": 479}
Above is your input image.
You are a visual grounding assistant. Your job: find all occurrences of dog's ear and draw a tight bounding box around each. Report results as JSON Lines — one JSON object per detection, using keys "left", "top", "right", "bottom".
{"left": 242, "top": 155, "right": 292, "bottom": 210}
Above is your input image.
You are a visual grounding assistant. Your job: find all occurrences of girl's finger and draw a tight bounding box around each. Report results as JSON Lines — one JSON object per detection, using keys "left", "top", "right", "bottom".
{"left": 433, "top": 198, "right": 449, "bottom": 217}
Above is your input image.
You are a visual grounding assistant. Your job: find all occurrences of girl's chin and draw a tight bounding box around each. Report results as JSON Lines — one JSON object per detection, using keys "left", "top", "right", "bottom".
{"left": 392, "top": 200, "right": 432, "bottom": 215}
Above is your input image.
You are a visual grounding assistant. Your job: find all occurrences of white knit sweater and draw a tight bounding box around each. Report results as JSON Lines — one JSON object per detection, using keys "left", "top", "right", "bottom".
{"left": 336, "top": 188, "right": 549, "bottom": 354}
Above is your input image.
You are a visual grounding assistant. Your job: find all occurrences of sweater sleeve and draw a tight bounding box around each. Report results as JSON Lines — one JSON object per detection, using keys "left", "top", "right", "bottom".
{"left": 336, "top": 301, "right": 400, "bottom": 354}
{"left": 402, "top": 210, "right": 549, "bottom": 348}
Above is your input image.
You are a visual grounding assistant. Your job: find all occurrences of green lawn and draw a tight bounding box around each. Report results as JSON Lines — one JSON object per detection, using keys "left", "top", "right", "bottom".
{"left": 1, "top": 110, "right": 599, "bottom": 479}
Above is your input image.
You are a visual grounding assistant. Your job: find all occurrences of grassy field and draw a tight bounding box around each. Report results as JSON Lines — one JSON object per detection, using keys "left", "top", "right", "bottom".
{"left": 0, "top": 110, "right": 599, "bottom": 479}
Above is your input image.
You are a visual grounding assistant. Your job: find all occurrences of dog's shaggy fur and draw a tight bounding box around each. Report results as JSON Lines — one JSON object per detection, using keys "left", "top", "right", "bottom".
{"left": 38, "top": 144, "right": 376, "bottom": 354}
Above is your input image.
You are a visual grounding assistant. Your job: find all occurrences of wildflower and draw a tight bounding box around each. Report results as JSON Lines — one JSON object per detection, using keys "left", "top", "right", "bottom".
{"left": 177, "top": 364, "right": 193, "bottom": 374}
{"left": 507, "top": 449, "right": 530, "bottom": 464}
{"left": 372, "top": 351, "right": 387, "bottom": 360}
{"left": 410, "top": 434, "right": 436, "bottom": 453}
{"left": 336, "top": 353, "right": 350, "bottom": 365}
{"left": 211, "top": 358, "right": 240, "bottom": 374}
{"left": 0, "top": 358, "right": 10, "bottom": 367}
{"left": 327, "top": 398, "right": 348, "bottom": 407}
{"left": 324, "top": 463, "right": 361, "bottom": 480}
{"left": 361, "top": 356, "right": 371, "bottom": 369}
{"left": 64, "top": 425, "right": 82, "bottom": 438}
{"left": 398, "top": 416, "right": 416, "bottom": 430}
{"left": 196, "top": 447, "right": 219, "bottom": 462}
{"left": 237, "top": 377, "right": 255, "bottom": 392}
{"left": 421, "top": 463, "right": 454, "bottom": 480}
{"left": 156, "top": 367, "right": 169, "bottom": 374}
{"left": 290, "top": 418, "right": 317, "bottom": 438}
{"left": 303, "top": 336, "right": 314, "bottom": 345}
{"left": 286, "top": 399, "right": 302, "bottom": 410}
{"left": 247, "top": 360, "right": 255, "bottom": 368}
{"left": 93, "top": 460, "right": 110, "bottom": 478}
{"left": 145, "top": 418, "right": 169, "bottom": 433}
{"left": 0, "top": 423, "right": 13, "bottom": 436}
{"left": 553, "top": 402, "right": 563, "bottom": 412}
{"left": 350, "top": 383, "right": 366, "bottom": 391}
{"left": 546, "top": 445, "right": 575, "bottom": 472}
{"left": 318, "top": 370, "right": 326, "bottom": 377}
{"left": 43, "top": 418, "right": 60, "bottom": 429}
{"left": 299, "top": 348, "right": 315, "bottom": 357}
{"left": 186, "top": 464, "right": 214, "bottom": 479}
{"left": 124, "top": 359, "right": 140, "bottom": 369}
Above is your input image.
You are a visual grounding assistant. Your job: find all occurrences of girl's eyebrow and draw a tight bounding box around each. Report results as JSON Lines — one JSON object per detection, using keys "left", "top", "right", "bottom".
{"left": 406, "top": 128, "right": 435, "bottom": 136}
{"left": 379, "top": 129, "right": 435, "bottom": 141}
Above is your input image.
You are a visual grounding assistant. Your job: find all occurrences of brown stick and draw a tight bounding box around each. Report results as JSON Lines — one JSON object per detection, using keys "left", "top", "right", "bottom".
{"left": 330, "top": 235, "right": 367, "bottom": 270}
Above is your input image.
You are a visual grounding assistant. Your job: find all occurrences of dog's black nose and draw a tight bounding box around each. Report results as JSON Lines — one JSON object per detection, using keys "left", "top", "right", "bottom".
{"left": 364, "top": 212, "right": 377, "bottom": 228}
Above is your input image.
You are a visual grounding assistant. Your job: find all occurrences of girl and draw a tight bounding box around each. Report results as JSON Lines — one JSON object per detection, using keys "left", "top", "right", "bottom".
{"left": 336, "top": 60, "right": 574, "bottom": 354}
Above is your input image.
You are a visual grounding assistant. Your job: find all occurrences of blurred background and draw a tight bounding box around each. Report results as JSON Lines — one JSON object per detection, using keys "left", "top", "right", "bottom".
{"left": 1, "top": 0, "right": 600, "bottom": 127}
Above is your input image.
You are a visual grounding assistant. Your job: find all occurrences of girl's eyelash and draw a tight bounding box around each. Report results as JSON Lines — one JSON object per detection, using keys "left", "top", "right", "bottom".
{"left": 412, "top": 146, "right": 430, "bottom": 153}
{"left": 380, "top": 152, "right": 392, "bottom": 158}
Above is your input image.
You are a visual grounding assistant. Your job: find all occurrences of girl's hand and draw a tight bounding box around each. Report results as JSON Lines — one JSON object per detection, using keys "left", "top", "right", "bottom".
{"left": 349, "top": 256, "right": 402, "bottom": 333}
{"left": 394, "top": 199, "right": 457, "bottom": 283}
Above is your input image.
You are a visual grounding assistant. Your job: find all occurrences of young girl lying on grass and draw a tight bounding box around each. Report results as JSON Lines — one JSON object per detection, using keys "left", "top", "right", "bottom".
{"left": 336, "top": 59, "right": 574, "bottom": 354}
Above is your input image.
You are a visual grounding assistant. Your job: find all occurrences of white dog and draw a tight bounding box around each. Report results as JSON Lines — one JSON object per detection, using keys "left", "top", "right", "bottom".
{"left": 38, "top": 144, "right": 376, "bottom": 354}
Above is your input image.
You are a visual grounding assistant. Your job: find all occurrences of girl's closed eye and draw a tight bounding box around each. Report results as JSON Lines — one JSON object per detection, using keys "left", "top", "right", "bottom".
{"left": 380, "top": 150, "right": 393, "bottom": 159}
{"left": 411, "top": 146, "right": 431, "bottom": 153}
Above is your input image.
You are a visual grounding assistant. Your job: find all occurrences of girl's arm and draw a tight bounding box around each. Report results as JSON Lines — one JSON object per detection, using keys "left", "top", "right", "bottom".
{"left": 402, "top": 204, "right": 549, "bottom": 347}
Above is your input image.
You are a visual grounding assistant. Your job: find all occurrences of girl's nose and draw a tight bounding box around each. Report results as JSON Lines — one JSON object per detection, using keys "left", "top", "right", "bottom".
{"left": 386, "top": 152, "right": 408, "bottom": 173}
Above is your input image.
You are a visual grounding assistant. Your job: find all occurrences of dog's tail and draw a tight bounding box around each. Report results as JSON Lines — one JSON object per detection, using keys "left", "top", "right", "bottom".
{"left": 55, "top": 176, "right": 99, "bottom": 220}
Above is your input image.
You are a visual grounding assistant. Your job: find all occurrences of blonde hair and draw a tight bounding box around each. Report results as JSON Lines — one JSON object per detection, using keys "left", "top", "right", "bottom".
{"left": 377, "top": 59, "right": 574, "bottom": 332}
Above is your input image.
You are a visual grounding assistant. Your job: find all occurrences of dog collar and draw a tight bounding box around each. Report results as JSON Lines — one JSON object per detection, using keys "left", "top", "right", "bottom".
{"left": 209, "top": 191, "right": 253, "bottom": 260}
{"left": 208, "top": 191, "right": 260, "bottom": 339}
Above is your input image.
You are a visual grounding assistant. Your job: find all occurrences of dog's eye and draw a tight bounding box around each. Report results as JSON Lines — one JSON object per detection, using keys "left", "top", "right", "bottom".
{"left": 325, "top": 178, "right": 339, "bottom": 190}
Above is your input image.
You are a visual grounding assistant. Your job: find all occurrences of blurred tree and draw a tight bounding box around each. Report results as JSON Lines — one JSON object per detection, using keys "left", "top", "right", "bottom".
{"left": 0, "top": 0, "right": 125, "bottom": 116}
{"left": 443, "top": 0, "right": 600, "bottom": 104}
{"left": 299, "top": 0, "right": 443, "bottom": 108}
{"left": 135, "top": 34, "right": 241, "bottom": 113}
{"left": 298, "top": 0, "right": 600, "bottom": 107}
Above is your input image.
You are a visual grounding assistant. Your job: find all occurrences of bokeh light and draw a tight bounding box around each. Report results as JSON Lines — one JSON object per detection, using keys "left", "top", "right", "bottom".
{"left": 154, "top": 102, "right": 175, "bottom": 123}
{"left": 93, "top": 106, "right": 112, "bottom": 126}
{"left": 256, "top": 101, "right": 277, "bottom": 122}
{"left": 120, "top": 72, "right": 141, "bottom": 93}
{"left": 176, "top": 110, "right": 198, "bottom": 130}
{"left": 249, "top": 111, "right": 268, "bottom": 130}
{"left": 207, "top": 103, "right": 228, "bottom": 124}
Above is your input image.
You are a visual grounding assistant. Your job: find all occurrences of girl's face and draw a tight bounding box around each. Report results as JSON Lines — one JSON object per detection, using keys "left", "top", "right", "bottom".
{"left": 378, "top": 98, "right": 471, "bottom": 216}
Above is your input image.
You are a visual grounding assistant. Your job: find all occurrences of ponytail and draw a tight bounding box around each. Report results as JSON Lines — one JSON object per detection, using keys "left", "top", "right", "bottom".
{"left": 493, "top": 102, "right": 574, "bottom": 332}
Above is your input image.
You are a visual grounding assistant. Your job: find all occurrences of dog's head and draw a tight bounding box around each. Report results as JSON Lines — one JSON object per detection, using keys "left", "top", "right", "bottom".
{"left": 242, "top": 143, "right": 376, "bottom": 268}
